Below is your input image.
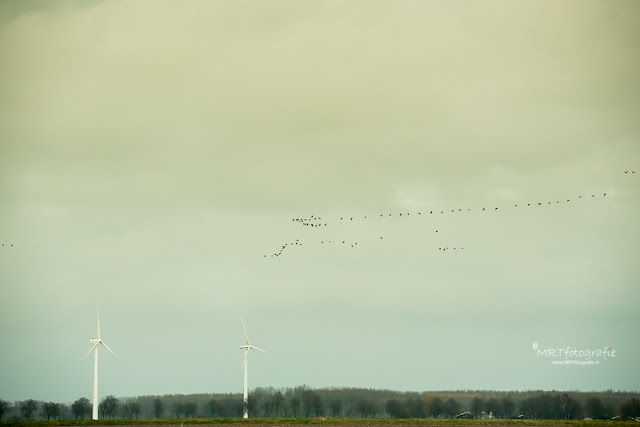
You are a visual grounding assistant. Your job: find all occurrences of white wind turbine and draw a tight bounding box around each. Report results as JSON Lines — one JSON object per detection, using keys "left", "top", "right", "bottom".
{"left": 240, "top": 317, "right": 265, "bottom": 418}
{"left": 82, "top": 307, "right": 118, "bottom": 420}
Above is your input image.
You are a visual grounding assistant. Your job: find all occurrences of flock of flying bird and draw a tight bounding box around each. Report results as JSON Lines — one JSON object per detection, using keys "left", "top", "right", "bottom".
{"left": 263, "top": 169, "right": 639, "bottom": 259}
{"left": 265, "top": 191, "right": 611, "bottom": 258}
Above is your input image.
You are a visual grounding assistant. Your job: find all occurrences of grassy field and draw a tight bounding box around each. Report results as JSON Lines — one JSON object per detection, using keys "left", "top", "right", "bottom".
{"left": 1, "top": 419, "right": 638, "bottom": 427}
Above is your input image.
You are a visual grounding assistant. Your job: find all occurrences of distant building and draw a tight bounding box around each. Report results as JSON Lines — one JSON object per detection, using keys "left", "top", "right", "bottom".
{"left": 454, "top": 412, "right": 473, "bottom": 419}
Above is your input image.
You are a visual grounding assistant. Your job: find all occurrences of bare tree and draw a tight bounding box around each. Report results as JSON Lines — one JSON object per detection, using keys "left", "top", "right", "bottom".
{"left": 356, "top": 400, "right": 377, "bottom": 418}
{"left": 262, "top": 395, "right": 273, "bottom": 417}
{"left": 501, "top": 397, "right": 515, "bottom": 419}
{"left": 619, "top": 401, "right": 634, "bottom": 419}
{"left": 470, "top": 397, "right": 484, "bottom": 419}
{"left": 584, "top": 396, "right": 605, "bottom": 419}
{"left": 423, "top": 395, "right": 443, "bottom": 418}
{"left": 206, "top": 399, "right": 224, "bottom": 417}
{"left": 630, "top": 398, "right": 640, "bottom": 418}
{"left": 329, "top": 399, "right": 343, "bottom": 417}
{"left": 58, "top": 404, "right": 69, "bottom": 420}
{"left": 272, "top": 391, "right": 284, "bottom": 417}
{"left": 485, "top": 398, "right": 501, "bottom": 418}
{"left": 100, "top": 395, "right": 118, "bottom": 419}
{"left": 183, "top": 402, "right": 197, "bottom": 418}
{"left": 172, "top": 402, "right": 184, "bottom": 418}
{"left": 0, "top": 400, "right": 11, "bottom": 421}
{"left": 152, "top": 398, "right": 164, "bottom": 418}
{"left": 72, "top": 398, "right": 91, "bottom": 420}
{"left": 19, "top": 399, "right": 38, "bottom": 420}
{"left": 42, "top": 402, "right": 60, "bottom": 420}
{"left": 289, "top": 397, "right": 300, "bottom": 417}
{"left": 121, "top": 401, "right": 141, "bottom": 419}
{"left": 443, "top": 398, "right": 460, "bottom": 417}
{"left": 385, "top": 399, "right": 405, "bottom": 418}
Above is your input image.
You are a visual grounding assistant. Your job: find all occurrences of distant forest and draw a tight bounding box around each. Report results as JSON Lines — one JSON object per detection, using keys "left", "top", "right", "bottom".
{"left": 2, "top": 387, "right": 639, "bottom": 421}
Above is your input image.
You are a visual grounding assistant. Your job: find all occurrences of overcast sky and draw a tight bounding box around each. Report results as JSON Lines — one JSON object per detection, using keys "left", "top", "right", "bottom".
{"left": 1, "top": 0, "right": 639, "bottom": 403}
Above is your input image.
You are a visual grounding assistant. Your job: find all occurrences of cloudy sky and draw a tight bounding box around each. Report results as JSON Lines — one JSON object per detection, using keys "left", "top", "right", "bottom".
{"left": 1, "top": 0, "right": 639, "bottom": 403}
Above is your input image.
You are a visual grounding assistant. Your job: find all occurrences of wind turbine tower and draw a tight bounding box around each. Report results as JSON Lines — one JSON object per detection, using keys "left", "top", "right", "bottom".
{"left": 240, "top": 318, "right": 265, "bottom": 418}
{"left": 82, "top": 307, "right": 118, "bottom": 420}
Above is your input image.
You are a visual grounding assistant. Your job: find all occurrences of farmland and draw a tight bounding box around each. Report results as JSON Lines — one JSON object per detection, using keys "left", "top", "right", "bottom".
{"left": 1, "top": 418, "right": 639, "bottom": 427}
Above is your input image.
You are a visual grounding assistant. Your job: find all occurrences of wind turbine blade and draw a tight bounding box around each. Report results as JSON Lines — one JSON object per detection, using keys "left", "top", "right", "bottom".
{"left": 241, "top": 317, "right": 250, "bottom": 345}
{"left": 251, "top": 346, "right": 266, "bottom": 353}
{"left": 82, "top": 342, "right": 99, "bottom": 360}
{"left": 100, "top": 341, "right": 119, "bottom": 360}
{"left": 97, "top": 306, "right": 101, "bottom": 340}
{"left": 241, "top": 349, "right": 248, "bottom": 369}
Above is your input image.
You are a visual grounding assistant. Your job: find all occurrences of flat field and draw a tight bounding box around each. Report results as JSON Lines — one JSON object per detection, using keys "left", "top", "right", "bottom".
{"left": 2, "top": 419, "right": 638, "bottom": 427}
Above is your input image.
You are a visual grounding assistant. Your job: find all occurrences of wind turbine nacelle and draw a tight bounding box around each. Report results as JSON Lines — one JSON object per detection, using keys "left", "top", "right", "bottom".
{"left": 90, "top": 338, "right": 100, "bottom": 343}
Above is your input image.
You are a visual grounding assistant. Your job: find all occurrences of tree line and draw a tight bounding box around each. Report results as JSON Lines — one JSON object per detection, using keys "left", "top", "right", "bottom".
{"left": 1, "top": 387, "right": 638, "bottom": 421}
